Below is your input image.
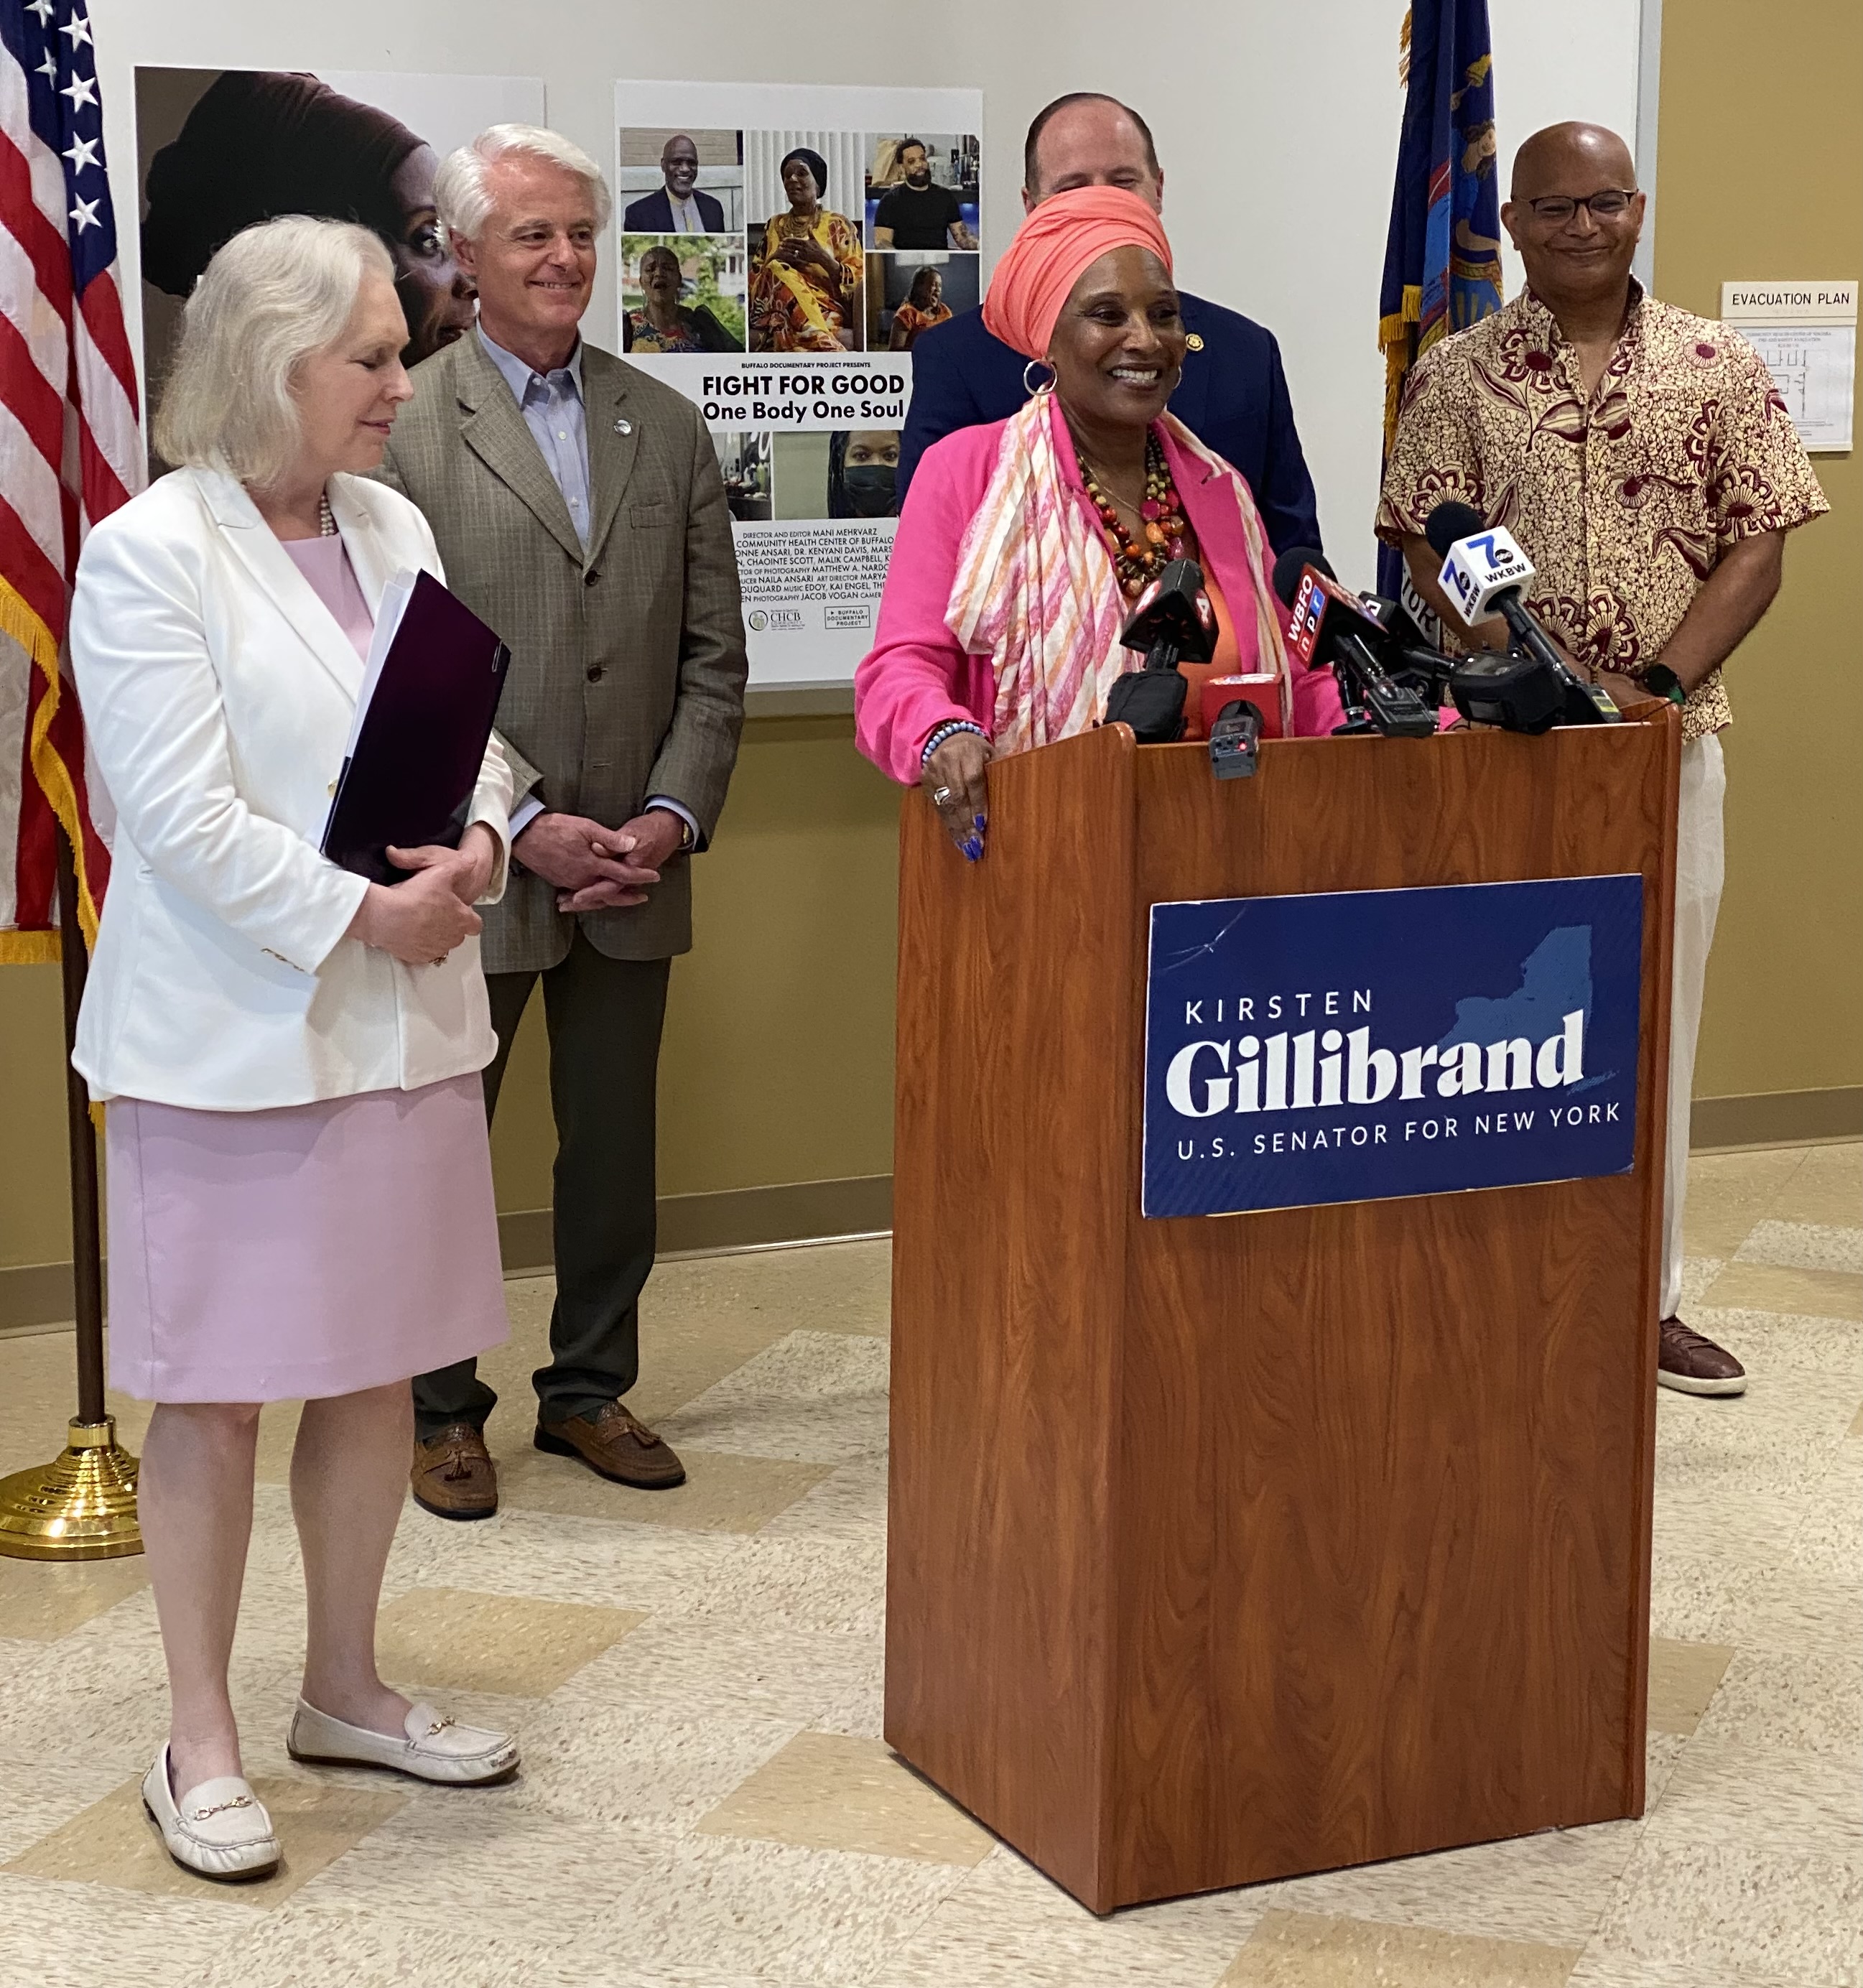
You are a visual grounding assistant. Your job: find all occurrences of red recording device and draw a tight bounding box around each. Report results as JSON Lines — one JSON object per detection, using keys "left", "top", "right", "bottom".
{"left": 1199, "top": 672, "right": 1284, "bottom": 741}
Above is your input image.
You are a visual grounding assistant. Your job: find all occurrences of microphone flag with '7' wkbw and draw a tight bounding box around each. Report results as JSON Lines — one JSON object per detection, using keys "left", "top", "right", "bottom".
{"left": 1434, "top": 519, "right": 1534, "bottom": 625}
{"left": 1140, "top": 874, "right": 1643, "bottom": 1219}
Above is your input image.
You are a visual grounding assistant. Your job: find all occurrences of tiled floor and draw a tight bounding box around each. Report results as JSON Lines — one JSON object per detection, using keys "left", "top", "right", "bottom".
{"left": 0, "top": 1143, "right": 1855, "bottom": 1988}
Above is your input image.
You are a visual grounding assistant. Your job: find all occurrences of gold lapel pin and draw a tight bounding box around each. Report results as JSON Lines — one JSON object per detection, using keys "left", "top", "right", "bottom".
{"left": 1185, "top": 333, "right": 1204, "bottom": 352}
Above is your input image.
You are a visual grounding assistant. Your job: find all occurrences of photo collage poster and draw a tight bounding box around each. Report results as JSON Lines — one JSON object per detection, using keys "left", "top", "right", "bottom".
{"left": 615, "top": 82, "right": 984, "bottom": 687}
{"left": 131, "top": 69, "right": 547, "bottom": 473}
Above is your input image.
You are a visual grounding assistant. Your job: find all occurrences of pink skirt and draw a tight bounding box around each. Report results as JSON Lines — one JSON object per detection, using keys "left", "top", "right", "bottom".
{"left": 105, "top": 1076, "right": 510, "bottom": 1403}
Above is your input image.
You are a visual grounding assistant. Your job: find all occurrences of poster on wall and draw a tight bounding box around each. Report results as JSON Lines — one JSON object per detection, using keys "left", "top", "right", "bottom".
{"left": 131, "top": 68, "right": 546, "bottom": 468}
{"left": 615, "top": 81, "right": 984, "bottom": 689}
{"left": 1720, "top": 280, "right": 1857, "bottom": 455}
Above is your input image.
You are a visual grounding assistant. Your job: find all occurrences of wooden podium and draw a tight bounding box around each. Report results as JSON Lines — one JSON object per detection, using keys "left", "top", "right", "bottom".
{"left": 884, "top": 709, "right": 1680, "bottom": 1914}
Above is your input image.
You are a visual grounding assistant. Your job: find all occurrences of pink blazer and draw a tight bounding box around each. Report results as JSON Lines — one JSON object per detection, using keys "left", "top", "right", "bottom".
{"left": 855, "top": 415, "right": 1346, "bottom": 784}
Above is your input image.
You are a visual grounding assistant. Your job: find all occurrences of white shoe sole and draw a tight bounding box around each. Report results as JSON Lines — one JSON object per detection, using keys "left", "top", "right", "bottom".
{"left": 285, "top": 1738, "right": 517, "bottom": 1785}
{"left": 1657, "top": 1368, "right": 1747, "bottom": 1397}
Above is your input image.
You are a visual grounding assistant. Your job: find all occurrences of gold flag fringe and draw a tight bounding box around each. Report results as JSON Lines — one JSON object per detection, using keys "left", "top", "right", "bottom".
{"left": 0, "top": 577, "right": 101, "bottom": 964}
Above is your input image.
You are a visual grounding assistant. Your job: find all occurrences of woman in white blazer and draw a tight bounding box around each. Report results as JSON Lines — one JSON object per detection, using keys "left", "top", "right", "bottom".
{"left": 70, "top": 218, "right": 521, "bottom": 1883}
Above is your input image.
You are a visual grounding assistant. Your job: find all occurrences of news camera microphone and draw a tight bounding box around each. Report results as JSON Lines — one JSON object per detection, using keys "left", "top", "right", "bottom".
{"left": 1425, "top": 503, "right": 1621, "bottom": 727}
{"left": 1360, "top": 589, "right": 1434, "bottom": 652}
{"left": 1208, "top": 697, "right": 1263, "bottom": 779}
{"left": 1272, "top": 549, "right": 1436, "bottom": 740}
{"left": 1357, "top": 592, "right": 1452, "bottom": 707}
{"left": 1103, "top": 558, "right": 1214, "bottom": 743}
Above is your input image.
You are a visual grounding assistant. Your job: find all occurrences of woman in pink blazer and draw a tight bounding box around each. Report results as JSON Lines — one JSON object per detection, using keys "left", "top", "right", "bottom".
{"left": 855, "top": 187, "right": 1343, "bottom": 850}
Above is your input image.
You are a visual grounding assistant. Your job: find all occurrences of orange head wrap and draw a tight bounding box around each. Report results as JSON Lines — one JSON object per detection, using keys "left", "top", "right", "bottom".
{"left": 981, "top": 185, "right": 1174, "bottom": 362}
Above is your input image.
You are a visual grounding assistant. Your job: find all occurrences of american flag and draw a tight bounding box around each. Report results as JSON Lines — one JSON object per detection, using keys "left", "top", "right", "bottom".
{"left": 0, "top": 0, "right": 140, "bottom": 962}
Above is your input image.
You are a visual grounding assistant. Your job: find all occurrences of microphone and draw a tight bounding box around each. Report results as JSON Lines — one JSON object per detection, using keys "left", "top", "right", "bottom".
{"left": 1357, "top": 591, "right": 1452, "bottom": 707}
{"left": 1425, "top": 503, "right": 1621, "bottom": 726}
{"left": 1120, "top": 557, "right": 1216, "bottom": 670}
{"left": 1207, "top": 697, "right": 1263, "bottom": 779}
{"left": 1104, "top": 558, "right": 1214, "bottom": 743}
{"left": 1359, "top": 588, "right": 1434, "bottom": 652}
{"left": 1273, "top": 549, "right": 1436, "bottom": 739}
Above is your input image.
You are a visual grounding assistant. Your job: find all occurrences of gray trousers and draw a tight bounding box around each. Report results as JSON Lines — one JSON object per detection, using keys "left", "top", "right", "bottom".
{"left": 413, "top": 932, "right": 670, "bottom": 1440}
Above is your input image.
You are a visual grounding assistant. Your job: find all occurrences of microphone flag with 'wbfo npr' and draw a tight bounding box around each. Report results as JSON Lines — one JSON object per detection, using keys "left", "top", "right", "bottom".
{"left": 1377, "top": 0, "right": 1503, "bottom": 598}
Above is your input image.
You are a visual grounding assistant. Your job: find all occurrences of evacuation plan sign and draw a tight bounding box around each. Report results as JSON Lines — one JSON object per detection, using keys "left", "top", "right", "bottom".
{"left": 1141, "top": 876, "right": 1644, "bottom": 1218}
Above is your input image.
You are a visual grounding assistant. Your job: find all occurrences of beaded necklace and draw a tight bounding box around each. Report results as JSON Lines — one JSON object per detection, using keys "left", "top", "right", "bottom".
{"left": 1077, "top": 429, "right": 1187, "bottom": 599}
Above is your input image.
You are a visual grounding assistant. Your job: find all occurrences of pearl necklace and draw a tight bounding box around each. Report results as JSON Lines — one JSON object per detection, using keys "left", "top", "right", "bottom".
{"left": 318, "top": 493, "right": 337, "bottom": 538}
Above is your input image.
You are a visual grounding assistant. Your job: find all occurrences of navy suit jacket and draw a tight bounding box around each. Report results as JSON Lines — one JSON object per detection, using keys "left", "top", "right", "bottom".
{"left": 621, "top": 186, "right": 727, "bottom": 233}
{"left": 897, "top": 293, "right": 1323, "bottom": 556}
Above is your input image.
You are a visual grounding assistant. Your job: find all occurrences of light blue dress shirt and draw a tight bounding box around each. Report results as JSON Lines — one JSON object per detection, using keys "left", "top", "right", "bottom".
{"left": 478, "top": 325, "right": 593, "bottom": 547}
{"left": 477, "top": 325, "right": 697, "bottom": 853}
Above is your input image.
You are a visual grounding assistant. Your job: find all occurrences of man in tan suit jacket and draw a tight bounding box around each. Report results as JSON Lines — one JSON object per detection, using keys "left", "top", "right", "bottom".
{"left": 378, "top": 125, "right": 746, "bottom": 1517}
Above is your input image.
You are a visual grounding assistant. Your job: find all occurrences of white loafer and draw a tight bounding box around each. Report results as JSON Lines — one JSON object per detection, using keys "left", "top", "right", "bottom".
{"left": 287, "top": 1696, "right": 519, "bottom": 1785}
{"left": 141, "top": 1745, "right": 280, "bottom": 1882}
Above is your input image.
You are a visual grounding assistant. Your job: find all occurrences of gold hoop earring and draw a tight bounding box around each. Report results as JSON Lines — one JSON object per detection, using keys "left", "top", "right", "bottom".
{"left": 1023, "top": 358, "right": 1056, "bottom": 397}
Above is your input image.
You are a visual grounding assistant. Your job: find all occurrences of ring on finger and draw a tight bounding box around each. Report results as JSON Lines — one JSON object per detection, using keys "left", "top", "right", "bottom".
{"left": 931, "top": 785, "right": 953, "bottom": 806}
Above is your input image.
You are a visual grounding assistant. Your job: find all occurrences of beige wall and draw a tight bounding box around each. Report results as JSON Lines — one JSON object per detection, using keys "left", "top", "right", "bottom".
{"left": 1654, "top": 4, "right": 1863, "bottom": 1102}
{"left": 487, "top": 714, "right": 901, "bottom": 1215}
{"left": 0, "top": 965, "right": 72, "bottom": 1268}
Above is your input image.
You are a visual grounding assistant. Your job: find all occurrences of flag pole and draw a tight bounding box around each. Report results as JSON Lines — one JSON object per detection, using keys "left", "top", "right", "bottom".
{"left": 0, "top": 824, "right": 140, "bottom": 1559}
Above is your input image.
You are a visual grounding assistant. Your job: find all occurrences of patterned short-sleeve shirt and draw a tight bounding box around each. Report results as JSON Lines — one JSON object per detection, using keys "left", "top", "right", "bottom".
{"left": 1376, "top": 282, "right": 1829, "bottom": 740}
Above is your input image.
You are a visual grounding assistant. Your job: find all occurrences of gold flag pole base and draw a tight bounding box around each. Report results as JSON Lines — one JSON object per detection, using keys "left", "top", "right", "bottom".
{"left": 0, "top": 1416, "right": 142, "bottom": 1561}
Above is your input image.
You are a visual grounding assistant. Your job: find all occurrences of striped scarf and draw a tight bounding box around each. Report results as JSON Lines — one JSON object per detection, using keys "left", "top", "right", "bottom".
{"left": 944, "top": 394, "right": 1290, "bottom": 756}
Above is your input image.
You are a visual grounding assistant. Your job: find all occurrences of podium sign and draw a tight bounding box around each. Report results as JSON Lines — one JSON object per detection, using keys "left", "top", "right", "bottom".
{"left": 1143, "top": 875, "right": 1643, "bottom": 1218}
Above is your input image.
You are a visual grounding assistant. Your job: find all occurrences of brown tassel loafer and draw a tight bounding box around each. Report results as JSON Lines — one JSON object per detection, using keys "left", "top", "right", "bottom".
{"left": 535, "top": 1399, "right": 687, "bottom": 1490}
{"left": 411, "top": 1422, "right": 499, "bottom": 1520}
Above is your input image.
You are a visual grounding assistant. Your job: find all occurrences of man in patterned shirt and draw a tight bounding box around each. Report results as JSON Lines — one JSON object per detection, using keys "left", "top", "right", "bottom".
{"left": 1379, "top": 121, "right": 1827, "bottom": 1399}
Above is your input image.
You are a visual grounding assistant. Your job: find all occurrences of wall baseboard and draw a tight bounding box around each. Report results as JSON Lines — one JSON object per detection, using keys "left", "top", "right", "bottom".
{"left": 0, "top": 1174, "right": 896, "bottom": 1334}
{"left": 0, "top": 1261, "right": 86, "bottom": 1339}
{"left": 1690, "top": 1086, "right": 1863, "bottom": 1152}
{"left": 497, "top": 1173, "right": 893, "bottom": 1274}
{"left": 7, "top": 1093, "right": 1858, "bottom": 1333}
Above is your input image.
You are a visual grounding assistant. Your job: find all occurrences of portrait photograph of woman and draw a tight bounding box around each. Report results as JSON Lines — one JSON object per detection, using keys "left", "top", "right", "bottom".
{"left": 771, "top": 428, "right": 901, "bottom": 520}
{"left": 134, "top": 66, "right": 545, "bottom": 460}
{"left": 620, "top": 237, "right": 745, "bottom": 353}
{"left": 867, "top": 253, "right": 979, "bottom": 351}
{"left": 745, "top": 134, "right": 865, "bottom": 353}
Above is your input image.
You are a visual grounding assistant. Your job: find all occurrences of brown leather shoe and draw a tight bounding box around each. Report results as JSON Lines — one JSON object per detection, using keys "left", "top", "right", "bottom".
{"left": 534, "top": 1400, "right": 687, "bottom": 1489}
{"left": 411, "top": 1422, "right": 499, "bottom": 1520}
{"left": 1658, "top": 1316, "right": 1747, "bottom": 1398}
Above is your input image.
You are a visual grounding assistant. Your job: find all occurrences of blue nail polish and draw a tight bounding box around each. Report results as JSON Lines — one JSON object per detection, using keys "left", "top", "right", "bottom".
{"left": 972, "top": 814, "right": 986, "bottom": 829}
{"left": 963, "top": 839, "right": 982, "bottom": 860}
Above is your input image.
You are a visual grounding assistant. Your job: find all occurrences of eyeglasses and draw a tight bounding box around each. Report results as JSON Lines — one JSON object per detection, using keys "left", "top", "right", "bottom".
{"left": 1523, "top": 189, "right": 1638, "bottom": 224}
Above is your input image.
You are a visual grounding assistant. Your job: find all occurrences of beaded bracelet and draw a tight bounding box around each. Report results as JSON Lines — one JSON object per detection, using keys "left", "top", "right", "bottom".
{"left": 920, "top": 719, "right": 986, "bottom": 769}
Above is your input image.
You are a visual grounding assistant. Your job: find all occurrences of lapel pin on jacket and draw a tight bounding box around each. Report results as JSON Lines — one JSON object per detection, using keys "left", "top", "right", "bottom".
{"left": 614, "top": 417, "right": 633, "bottom": 434}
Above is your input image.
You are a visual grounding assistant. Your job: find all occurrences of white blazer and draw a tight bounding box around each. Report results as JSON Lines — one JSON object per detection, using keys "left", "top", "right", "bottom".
{"left": 70, "top": 467, "right": 514, "bottom": 1110}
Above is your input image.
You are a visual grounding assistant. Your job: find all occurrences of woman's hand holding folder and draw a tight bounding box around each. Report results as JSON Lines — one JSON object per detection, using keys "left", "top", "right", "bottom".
{"left": 343, "top": 824, "right": 497, "bottom": 966}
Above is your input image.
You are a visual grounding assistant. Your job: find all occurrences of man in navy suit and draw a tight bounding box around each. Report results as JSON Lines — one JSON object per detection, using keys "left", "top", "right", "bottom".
{"left": 621, "top": 134, "right": 727, "bottom": 233}
{"left": 898, "top": 94, "right": 1322, "bottom": 556}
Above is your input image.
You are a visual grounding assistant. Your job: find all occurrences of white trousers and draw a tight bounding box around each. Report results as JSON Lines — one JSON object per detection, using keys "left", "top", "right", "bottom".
{"left": 1660, "top": 735, "right": 1727, "bottom": 1319}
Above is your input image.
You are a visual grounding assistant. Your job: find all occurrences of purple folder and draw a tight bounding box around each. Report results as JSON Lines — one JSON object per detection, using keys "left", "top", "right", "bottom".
{"left": 321, "top": 568, "right": 511, "bottom": 886}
